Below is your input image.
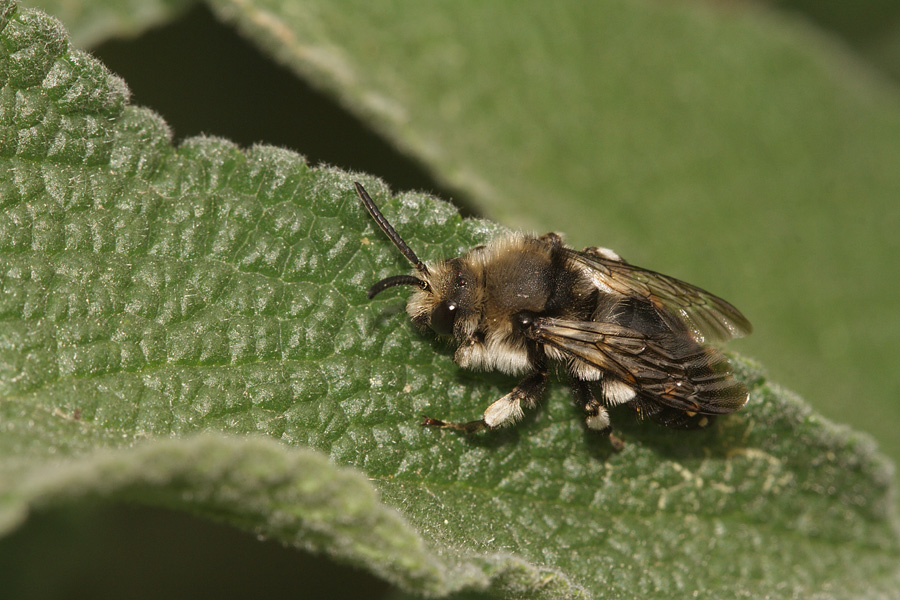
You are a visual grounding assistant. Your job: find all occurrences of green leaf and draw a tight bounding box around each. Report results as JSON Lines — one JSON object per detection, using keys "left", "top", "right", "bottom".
{"left": 1, "top": 2, "right": 899, "bottom": 598}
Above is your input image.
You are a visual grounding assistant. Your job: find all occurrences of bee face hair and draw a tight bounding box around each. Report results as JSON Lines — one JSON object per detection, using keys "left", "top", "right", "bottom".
{"left": 353, "top": 182, "right": 752, "bottom": 447}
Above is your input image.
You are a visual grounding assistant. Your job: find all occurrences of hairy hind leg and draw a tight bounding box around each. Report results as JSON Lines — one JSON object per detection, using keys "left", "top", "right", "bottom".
{"left": 570, "top": 378, "right": 624, "bottom": 450}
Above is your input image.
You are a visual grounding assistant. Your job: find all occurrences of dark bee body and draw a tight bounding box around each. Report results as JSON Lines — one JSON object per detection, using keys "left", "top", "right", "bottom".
{"left": 355, "top": 183, "right": 751, "bottom": 446}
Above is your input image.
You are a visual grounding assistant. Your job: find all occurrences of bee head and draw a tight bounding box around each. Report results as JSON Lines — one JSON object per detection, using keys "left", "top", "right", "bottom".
{"left": 406, "top": 258, "right": 482, "bottom": 338}
{"left": 355, "top": 182, "right": 480, "bottom": 339}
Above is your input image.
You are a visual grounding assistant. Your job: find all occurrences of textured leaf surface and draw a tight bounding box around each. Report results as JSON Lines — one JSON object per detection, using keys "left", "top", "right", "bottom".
{"left": 0, "top": 2, "right": 899, "bottom": 598}
{"left": 205, "top": 0, "right": 900, "bottom": 474}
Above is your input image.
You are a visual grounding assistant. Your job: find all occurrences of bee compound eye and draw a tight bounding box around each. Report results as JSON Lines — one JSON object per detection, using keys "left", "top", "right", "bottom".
{"left": 430, "top": 300, "right": 458, "bottom": 336}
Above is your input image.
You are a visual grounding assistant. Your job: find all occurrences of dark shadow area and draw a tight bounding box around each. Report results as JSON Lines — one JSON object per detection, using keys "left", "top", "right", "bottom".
{"left": 774, "top": 0, "right": 900, "bottom": 46}
{"left": 0, "top": 503, "right": 392, "bottom": 600}
{"left": 591, "top": 403, "right": 751, "bottom": 461}
{"left": 92, "top": 4, "right": 476, "bottom": 216}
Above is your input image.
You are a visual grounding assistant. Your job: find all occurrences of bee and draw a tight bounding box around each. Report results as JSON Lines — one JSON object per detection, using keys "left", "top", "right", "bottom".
{"left": 354, "top": 182, "right": 751, "bottom": 447}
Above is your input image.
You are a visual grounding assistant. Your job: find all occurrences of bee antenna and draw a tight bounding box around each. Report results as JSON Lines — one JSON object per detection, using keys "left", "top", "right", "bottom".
{"left": 354, "top": 182, "right": 429, "bottom": 275}
{"left": 367, "top": 275, "right": 429, "bottom": 299}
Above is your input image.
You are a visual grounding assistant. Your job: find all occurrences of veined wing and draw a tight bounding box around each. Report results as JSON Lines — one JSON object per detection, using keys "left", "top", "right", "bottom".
{"left": 530, "top": 317, "right": 749, "bottom": 414}
{"left": 566, "top": 249, "right": 752, "bottom": 344}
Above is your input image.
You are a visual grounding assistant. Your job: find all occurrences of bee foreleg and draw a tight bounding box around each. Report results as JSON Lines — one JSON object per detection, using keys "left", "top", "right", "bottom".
{"left": 421, "top": 370, "right": 547, "bottom": 433}
{"left": 570, "top": 378, "right": 625, "bottom": 450}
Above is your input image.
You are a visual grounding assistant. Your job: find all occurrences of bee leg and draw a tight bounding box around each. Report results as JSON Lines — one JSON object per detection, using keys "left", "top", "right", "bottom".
{"left": 420, "top": 416, "right": 488, "bottom": 434}
{"left": 571, "top": 379, "right": 625, "bottom": 450}
{"left": 422, "top": 370, "right": 548, "bottom": 433}
{"left": 582, "top": 246, "right": 625, "bottom": 262}
{"left": 538, "top": 232, "right": 564, "bottom": 245}
{"left": 570, "top": 378, "right": 609, "bottom": 431}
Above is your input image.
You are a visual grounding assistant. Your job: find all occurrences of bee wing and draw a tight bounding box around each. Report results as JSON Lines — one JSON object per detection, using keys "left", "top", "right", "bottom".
{"left": 531, "top": 318, "right": 749, "bottom": 414}
{"left": 567, "top": 250, "right": 752, "bottom": 344}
